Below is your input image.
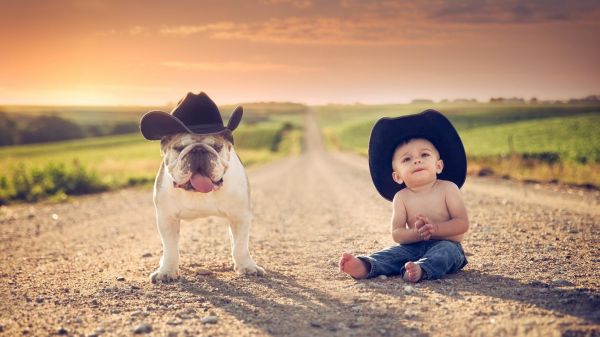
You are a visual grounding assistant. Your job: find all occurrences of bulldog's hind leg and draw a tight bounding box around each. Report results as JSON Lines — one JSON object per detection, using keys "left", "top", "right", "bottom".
{"left": 150, "top": 213, "right": 181, "bottom": 283}
{"left": 228, "top": 214, "right": 265, "bottom": 275}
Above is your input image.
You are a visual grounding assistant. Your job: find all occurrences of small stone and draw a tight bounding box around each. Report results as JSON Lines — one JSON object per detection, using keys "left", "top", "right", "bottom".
{"left": 133, "top": 323, "right": 152, "bottom": 334}
{"left": 348, "top": 322, "right": 362, "bottom": 328}
{"left": 130, "top": 310, "right": 147, "bottom": 317}
{"left": 57, "top": 327, "right": 68, "bottom": 335}
{"left": 22, "top": 328, "right": 30, "bottom": 334}
{"left": 377, "top": 275, "right": 387, "bottom": 280}
{"left": 310, "top": 321, "right": 322, "bottom": 328}
{"left": 403, "top": 285, "right": 415, "bottom": 293}
{"left": 116, "top": 275, "right": 125, "bottom": 281}
{"left": 176, "top": 308, "right": 196, "bottom": 319}
{"left": 552, "top": 279, "right": 574, "bottom": 287}
{"left": 201, "top": 316, "right": 218, "bottom": 324}
{"left": 51, "top": 214, "right": 59, "bottom": 221}
{"left": 142, "top": 252, "right": 152, "bottom": 258}
{"left": 196, "top": 268, "right": 212, "bottom": 276}
{"left": 405, "top": 309, "right": 418, "bottom": 318}
{"left": 0, "top": 324, "right": 4, "bottom": 332}
{"left": 90, "top": 299, "right": 99, "bottom": 306}
{"left": 166, "top": 318, "right": 183, "bottom": 326}
{"left": 35, "top": 296, "right": 44, "bottom": 303}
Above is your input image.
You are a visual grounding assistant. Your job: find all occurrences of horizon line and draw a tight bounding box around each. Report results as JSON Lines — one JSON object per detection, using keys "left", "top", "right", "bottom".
{"left": 1, "top": 95, "right": 598, "bottom": 109}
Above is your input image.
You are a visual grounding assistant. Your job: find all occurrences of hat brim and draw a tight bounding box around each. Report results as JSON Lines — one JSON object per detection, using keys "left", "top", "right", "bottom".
{"left": 140, "top": 111, "right": 229, "bottom": 140}
{"left": 368, "top": 109, "right": 467, "bottom": 201}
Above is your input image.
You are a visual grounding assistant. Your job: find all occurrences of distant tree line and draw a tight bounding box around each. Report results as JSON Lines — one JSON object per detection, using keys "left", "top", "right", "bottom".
{"left": 0, "top": 112, "right": 139, "bottom": 146}
{"left": 412, "top": 95, "right": 600, "bottom": 105}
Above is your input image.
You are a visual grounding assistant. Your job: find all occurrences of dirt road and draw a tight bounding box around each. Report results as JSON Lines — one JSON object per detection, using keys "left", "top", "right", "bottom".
{"left": 1, "top": 111, "right": 599, "bottom": 337}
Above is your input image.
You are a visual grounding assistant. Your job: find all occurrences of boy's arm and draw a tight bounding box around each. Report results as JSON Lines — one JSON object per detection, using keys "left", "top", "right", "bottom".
{"left": 391, "top": 194, "right": 422, "bottom": 244}
{"left": 418, "top": 183, "right": 469, "bottom": 240}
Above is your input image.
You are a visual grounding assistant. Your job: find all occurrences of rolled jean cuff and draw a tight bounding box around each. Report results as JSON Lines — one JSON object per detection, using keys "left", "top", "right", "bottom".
{"left": 416, "top": 262, "right": 433, "bottom": 280}
{"left": 356, "top": 255, "right": 378, "bottom": 279}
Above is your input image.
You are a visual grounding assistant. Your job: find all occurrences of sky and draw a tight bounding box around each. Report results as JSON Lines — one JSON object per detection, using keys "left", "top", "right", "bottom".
{"left": 1, "top": 0, "right": 599, "bottom": 106}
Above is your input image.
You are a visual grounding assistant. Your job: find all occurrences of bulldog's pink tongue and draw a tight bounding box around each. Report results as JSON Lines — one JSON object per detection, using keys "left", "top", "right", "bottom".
{"left": 190, "top": 174, "right": 214, "bottom": 193}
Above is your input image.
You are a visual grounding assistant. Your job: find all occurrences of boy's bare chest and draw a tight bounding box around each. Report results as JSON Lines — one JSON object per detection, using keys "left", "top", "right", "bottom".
{"left": 403, "top": 192, "right": 450, "bottom": 225}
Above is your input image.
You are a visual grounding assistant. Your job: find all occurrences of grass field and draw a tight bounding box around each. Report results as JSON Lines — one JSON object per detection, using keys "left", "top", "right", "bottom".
{"left": 0, "top": 102, "right": 306, "bottom": 126}
{"left": 2, "top": 101, "right": 599, "bottom": 202}
{"left": 314, "top": 103, "right": 600, "bottom": 188}
{"left": 0, "top": 104, "right": 305, "bottom": 203}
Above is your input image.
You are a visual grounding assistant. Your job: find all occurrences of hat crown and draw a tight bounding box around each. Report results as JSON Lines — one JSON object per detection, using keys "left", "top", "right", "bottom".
{"left": 172, "top": 92, "right": 224, "bottom": 127}
{"left": 139, "top": 91, "right": 243, "bottom": 140}
{"left": 368, "top": 109, "right": 467, "bottom": 201}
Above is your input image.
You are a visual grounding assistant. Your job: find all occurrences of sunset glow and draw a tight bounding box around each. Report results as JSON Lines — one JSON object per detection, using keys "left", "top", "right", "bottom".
{"left": 1, "top": 0, "right": 599, "bottom": 105}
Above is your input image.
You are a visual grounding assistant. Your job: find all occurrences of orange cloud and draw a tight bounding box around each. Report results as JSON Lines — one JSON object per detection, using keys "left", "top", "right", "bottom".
{"left": 259, "top": 0, "right": 312, "bottom": 8}
{"left": 160, "top": 60, "right": 323, "bottom": 73}
{"left": 160, "top": 16, "right": 455, "bottom": 46}
{"left": 159, "top": 22, "right": 237, "bottom": 35}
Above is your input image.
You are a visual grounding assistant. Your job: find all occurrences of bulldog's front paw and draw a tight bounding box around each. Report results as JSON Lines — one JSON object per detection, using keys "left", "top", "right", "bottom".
{"left": 234, "top": 263, "right": 265, "bottom": 276}
{"left": 150, "top": 268, "right": 179, "bottom": 283}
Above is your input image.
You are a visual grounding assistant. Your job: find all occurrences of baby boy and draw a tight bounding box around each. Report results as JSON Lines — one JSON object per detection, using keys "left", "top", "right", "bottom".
{"left": 340, "top": 110, "right": 469, "bottom": 282}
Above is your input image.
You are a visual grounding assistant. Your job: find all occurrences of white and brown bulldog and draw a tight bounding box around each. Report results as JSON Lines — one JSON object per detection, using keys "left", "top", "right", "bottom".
{"left": 140, "top": 92, "right": 264, "bottom": 283}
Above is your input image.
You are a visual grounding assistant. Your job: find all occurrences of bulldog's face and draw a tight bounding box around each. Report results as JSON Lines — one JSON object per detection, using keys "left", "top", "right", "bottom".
{"left": 160, "top": 131, "right": 233, "bottom": 193}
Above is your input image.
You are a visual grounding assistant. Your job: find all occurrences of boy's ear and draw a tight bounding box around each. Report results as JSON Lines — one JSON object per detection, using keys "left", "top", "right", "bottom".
{"left": 392, "top": 171, "right": 403, "bottom": 185}
{"left": 436, "top": 159, "right": 444, "bottom": 174}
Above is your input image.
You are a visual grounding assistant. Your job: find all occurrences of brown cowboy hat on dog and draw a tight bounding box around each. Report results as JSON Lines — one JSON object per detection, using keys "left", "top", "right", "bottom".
{"left": 140, "top": 92, "right": 242, "bottom": 141}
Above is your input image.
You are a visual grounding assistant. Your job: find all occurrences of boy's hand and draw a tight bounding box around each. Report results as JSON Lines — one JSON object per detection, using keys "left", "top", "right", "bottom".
{"left": 415, "top": 214, "right": 437, "bottom": 241}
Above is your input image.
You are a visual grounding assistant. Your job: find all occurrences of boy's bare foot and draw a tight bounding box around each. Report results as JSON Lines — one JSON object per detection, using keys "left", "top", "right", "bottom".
{"left": 339, "top": 252, "right": 368, "bottom": 279}
{"left": 403, "top": 261, "right": 423, "bottom": 283}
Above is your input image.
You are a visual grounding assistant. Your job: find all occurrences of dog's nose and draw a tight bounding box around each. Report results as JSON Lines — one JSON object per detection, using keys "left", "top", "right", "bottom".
{"left": 192, "top": 146, "right": 207, "bottom": 153}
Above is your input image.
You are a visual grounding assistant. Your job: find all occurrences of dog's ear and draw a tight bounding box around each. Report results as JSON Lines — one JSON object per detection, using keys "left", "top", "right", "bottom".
{"left": 227, "top": 106, "right": 243, "bottom": 131}
{"left": 222, "top": 129, "right": 234, "bottom": 145}
{"left": 160, "top": 135, "right": 173, "bottom": 156}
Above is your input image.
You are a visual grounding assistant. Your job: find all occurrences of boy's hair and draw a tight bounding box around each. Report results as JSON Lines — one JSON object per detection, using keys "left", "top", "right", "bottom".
{"left": 393, "top": 137, "right": 441, "bottom": 158}
{"left": 391, "top": 138, "right": 441, "bottom": 172}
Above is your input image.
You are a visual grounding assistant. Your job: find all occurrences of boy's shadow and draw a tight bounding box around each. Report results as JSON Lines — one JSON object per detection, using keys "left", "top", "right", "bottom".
{"left": 173, "top": 269, "right": 428, "bottom": 337}
{"left": 374, "top": 269, "right": 600, "bottom": 324}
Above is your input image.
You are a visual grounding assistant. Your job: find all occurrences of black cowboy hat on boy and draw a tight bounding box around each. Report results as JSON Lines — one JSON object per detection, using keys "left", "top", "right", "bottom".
{"left": 140, "top": 92, "right": 242, "bottom": 141}
{"left": 369, "top": 109, "right": 467, "bottom": 201}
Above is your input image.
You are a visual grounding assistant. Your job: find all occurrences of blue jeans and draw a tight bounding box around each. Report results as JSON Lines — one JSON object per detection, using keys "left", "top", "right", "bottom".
{"left": 357, "top": 240, "right": 467, "bottom": 280}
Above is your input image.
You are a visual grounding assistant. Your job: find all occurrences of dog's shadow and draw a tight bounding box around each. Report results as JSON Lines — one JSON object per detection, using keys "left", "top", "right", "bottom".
{"left": 367, "top": 269, "right": 600, "bottom": 324}
{"left": 171, "top": 269, "right": 426, "bottom": 337}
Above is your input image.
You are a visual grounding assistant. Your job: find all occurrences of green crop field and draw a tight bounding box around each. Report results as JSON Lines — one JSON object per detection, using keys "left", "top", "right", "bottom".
{"left": 2, "top": 101, "right": 599, "bottom": 203}
{"left": 314, "top": 103, "right": 600, "bottom": 188}
{"left": 0, "top": 102, "right": 306, "bottom": 126}
{"left": 0, "top": 122, "right": 302, "bottom": 181}
{"left": 0, "top": 103, "right": 304, "bottom": 204}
